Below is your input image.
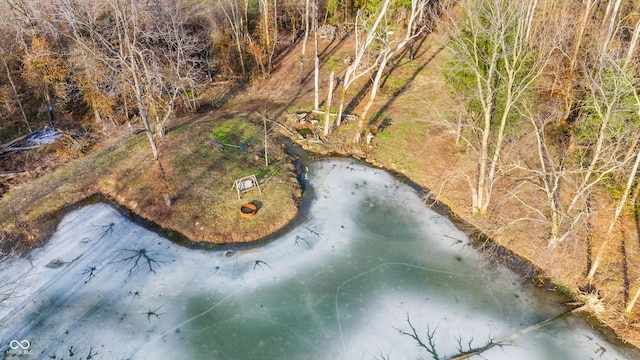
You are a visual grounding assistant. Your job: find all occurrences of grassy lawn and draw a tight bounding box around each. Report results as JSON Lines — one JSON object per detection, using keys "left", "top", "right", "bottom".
{"left": 0, "top": 111, "right": 301, "bottom": 252}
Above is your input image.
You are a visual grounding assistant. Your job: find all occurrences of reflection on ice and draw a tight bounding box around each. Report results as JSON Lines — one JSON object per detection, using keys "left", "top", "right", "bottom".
{"left": 0, "top": 159, "right": 638, "bottom": 359}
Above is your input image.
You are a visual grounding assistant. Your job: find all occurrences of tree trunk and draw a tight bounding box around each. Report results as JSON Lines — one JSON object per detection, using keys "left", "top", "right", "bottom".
{"left": 335, "top": 0, "right": 392, "bottom": 129}
{"left": 45, "top": 90, "right": 55, "bottom": 128}
{"left": 324, "top": 70, "right": 335, "bottom": 136}
{"left": 128, "top": 44, "right": 159, "bottom": 160}
{"left": 599, "top": 0, "right": 622, "bottom": 65}
{"left": 548, "top": 210, "right": 561, "bottom": 248}
{"left": 263, "top": 115, "right": 269, "bottom": 166}
{"left": 627, "top": 287, "right": 640, "bottom": 313}
{"left": 561, "top": 0, "right": 597, "bottom": 124}
{"left": 267, "top": 0, "right": 278, "bottom": 72}
{"left": 588, "top": 146, "right": 640, "bottom": 280}
{"left": 356, "top": 0, "right": 427, "bottom": 141}
{"left": 92, "top": 99, "right": 108, "bottom": 133}
{"left": 260, "top": 0, "right": 270, "bottom": 49}
{"left": 357, "top": 51, "right": 390, "bottom": 143}
{"left": 313, "top": 0, "right": 320, "bottom": 111}
{"left": 336, "top": 90, "right": 347, "bottom": 128}
{"left": 298, "top": 0, "right": 310, "bottom": 83}
{"left": 476, "top": 110, "right": 492, "bottom": 215}
{"left": 2, "top": 55, "right": 30, "bottom": 132}
{"left": 625, "top": 18, "right": 640, "bottom": 66}
{"left": 609, "top": 148, "right": 640, "bottom": 234}
{"left": 570, "top": 0, "right": 597, "bottom": 76}
{"left": 483, "top": 76, "right": 516, "bottom": 214}
{"left": 219, "top": 0, "right": 246, "bottom": 75}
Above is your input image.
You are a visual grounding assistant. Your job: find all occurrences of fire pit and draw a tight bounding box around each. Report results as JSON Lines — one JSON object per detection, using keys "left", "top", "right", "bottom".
{"left": 240, "top": 203, "right": 258, "bottom": 218}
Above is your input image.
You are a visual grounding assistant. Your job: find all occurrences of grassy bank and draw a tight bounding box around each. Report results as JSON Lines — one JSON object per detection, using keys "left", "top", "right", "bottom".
{"left": 0, "top": 111, "right": 301, "bottom": 255}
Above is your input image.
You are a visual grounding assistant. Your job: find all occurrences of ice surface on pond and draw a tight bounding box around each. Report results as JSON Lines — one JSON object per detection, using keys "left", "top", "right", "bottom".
{"left": 0, "top": 159, "right": 638, "bottom": 359}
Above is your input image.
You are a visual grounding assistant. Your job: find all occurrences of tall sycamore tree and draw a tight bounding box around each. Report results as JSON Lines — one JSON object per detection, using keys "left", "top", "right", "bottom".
{"left": 441, "top": 0, "right": 543, "bottom": 215}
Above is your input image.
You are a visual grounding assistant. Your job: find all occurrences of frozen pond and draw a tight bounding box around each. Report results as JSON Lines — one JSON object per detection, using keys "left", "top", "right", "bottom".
{"left": 1, "top": 159, "right": 638, "bottom": 359}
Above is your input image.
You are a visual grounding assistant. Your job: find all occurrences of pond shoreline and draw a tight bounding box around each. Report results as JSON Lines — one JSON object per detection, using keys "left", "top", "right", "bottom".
{"left": 293, "top": 144, "right": 640, "bottom": 353}
{"left": 4, "top": 140, "right": 638, "bottom": 354}
{"left": 5, "top": 161, "right": 637, "bottom": 359}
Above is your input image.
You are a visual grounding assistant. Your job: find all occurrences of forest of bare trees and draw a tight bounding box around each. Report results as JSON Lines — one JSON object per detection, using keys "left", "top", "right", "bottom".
{"left": 438, "top": 0, "right": 640, "bottom": 315}
{"left": 2, "top": 0, "right": 640, "bottom": 340}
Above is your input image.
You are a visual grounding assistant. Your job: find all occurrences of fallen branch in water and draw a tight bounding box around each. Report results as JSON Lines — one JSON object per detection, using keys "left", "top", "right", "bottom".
{"left": 450, "top": 304, "right": 585, "bottom": 359}
{"left": 400, "top": 304, "right": 586, "bottom": 360}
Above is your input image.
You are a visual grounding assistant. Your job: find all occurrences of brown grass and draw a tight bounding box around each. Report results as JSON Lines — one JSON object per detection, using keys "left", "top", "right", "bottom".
{"left": 0, "top": 110, "right": 301, "bottom": 253}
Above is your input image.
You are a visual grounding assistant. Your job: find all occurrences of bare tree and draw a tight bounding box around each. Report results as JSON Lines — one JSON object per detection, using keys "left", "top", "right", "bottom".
{"left": 599, "top": 0, "right": 623, "bottom": 66}
{"left": 298, "top": 0, "right": 310, "bottom": 83}
{"left": 313, "top": 0, "right": 320, "bottom": 110}
{"left": 586, "top": 57, "right": 640, "bottom": 278}
{"left": 622, "top": 17, "right": 640, "bottom": 313}
{"left": 218, "top": 0, "right": 247, "bottom": 76}
{"left": 255, "top": 0, "right": 279, "bottom": 74}
{"left": 558, "top": 0, "right": 598, "bottom": 124}
{"left": 334, "top": 0, "right": 392, "bottom": 129}
{"left": 625, "top": 17, "right": 640, "bottom": 64}
{"left": 441, "top": 0, "right": 543, "bottom": 215}
{"left": 69, "top": 41, "right": 117, "bottom": 132}
{"left": 323, "top": 70, "right": 335, "bottom": 135}
{"left": 146, "top": 2, "right": 208, "bottom": 127}
{"left": 518, "top": 54, "right": 636, "bottom": 249}
{"left": 354, "top": 0, "right": 430, "bottom": 143}
{"left": 61, "top": 0, "right": 205, "bottom": 161}
{"left": 269, "top": 0, "right": 279, "bottom": 72}
{"left": 521, "top": 114, "right": 603, "bottom": 248}
{"left": 22, "top": 35, "right": 68, "bottom": 128}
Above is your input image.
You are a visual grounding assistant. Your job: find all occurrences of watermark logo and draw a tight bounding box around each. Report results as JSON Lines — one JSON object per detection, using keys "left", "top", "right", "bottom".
{"left": 10, "top": 340, "right": 30, "bottom": 350}
{"left": 6, "top": 339, "right": 32, "bottom": 355}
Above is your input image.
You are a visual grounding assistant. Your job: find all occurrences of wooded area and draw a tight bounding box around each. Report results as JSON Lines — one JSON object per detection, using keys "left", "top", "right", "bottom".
{"left": 2, "top": 0, "right": 640, "bottom": 347}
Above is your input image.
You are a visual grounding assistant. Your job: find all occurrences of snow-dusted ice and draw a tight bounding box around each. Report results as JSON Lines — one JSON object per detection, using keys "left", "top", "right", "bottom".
{"left": 1, "top": 159, "right": 638, "bottom": 359}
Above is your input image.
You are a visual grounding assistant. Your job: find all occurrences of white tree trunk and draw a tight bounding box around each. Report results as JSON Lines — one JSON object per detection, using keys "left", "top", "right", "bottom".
{"left": 313, "top": 0, "right": 319, "bottom": 110}
{"left": 298, "top": 0, "right": 309, "bottom": 83}
{"left": 625, "top": 18, "right": 640, "bottom": 66}
{"left": 356, "top": 0, "right": 429, "bottom": 142}
{"left": 335, "top": 0, "right": 392, "bottom": 129}
{"left": 356, "top": 52, "right": 390, "bottom": 143}
{"left": 324, "top": 70, "right": 335, "bottom": 136}
{"left": 599, "top": 0, "right": 622, "bottom": 64}
{"left": 627, "top": 287, "right": 640, "bottom": 313}
{"left": 587, "top": 69, "right": 640, "bottom": 280}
